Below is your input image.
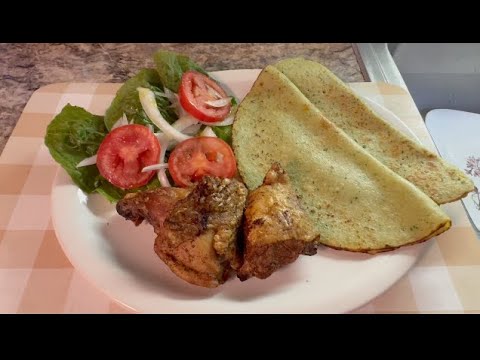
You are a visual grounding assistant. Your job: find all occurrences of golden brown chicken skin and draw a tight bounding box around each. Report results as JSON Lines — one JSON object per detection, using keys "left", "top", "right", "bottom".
{"left": 116, "top": 187, "right": 191, "bottom": 232}
{"left": 237, "top": 163, "right": 318, "bottom": 281}
{"left": 156, "top": 177, "right": 247, "bottom": 288}
{"left": 117, "top": 177, "right": 248, "bottom": 289}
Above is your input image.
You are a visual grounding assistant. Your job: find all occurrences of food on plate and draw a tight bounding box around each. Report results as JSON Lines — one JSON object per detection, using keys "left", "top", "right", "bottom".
{"left": 96, "top": 124, "right": 160, "bottom": 189}
{"left": 168, "top": 137, "right": 237, "bottom": 187}
{"left": 47, "top": 49, "right": 473, "bottom": 291}
{"left": 238, "top": 163, "right": 318, "bottom": 281}
{"left": 104, "top": 68, "right": 177, "bottom": 131}
{"left": 116, "top": 187, "right": 191, "bottom": 230}
{"left": 179, "top": 70, "right": 232, "bottom": 122}
{"left": 45, "top": 51, "right": 236, "bottom": 203}
{"left": 232, "top": 65, "right": 452, "bottom": 253}
{"left": 274, "top": 58, "right": 475, "bottom": 204}
{"left": 117, "top": 176, "right": 248, "bottom": 288}
{"left": 45, "top": 104, "right": 108, "bottom": 194}
{"left": 153, "top": 50, "right": 209, "bottom": 92}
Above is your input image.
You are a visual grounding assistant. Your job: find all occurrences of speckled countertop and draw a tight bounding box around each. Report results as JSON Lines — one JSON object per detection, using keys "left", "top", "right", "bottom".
{"left": 0, "top": 43, "right": 366, "bottom": 154}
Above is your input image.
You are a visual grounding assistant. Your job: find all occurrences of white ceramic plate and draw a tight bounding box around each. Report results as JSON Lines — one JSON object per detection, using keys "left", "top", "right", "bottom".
{"left": 51, "top": 70, "right": 426, "bottom": 313}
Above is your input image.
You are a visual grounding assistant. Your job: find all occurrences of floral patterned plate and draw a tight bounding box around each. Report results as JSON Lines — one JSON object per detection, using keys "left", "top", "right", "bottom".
{"left": 426, "top": 109, "right": 480, "bottom": 233}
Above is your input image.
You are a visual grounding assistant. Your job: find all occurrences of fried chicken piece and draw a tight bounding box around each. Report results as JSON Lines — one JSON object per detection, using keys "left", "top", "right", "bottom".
{"left": 116, "top": 177, "right": 248, "bottom": 289}
{"left": 237, "top": 163, "right": 318, "bottom": 281}
{"left": 116, "top": 187, "right": 191, "bottom": 233}
{"left": 155, "top": 177, "right": 248, "bottom": 288}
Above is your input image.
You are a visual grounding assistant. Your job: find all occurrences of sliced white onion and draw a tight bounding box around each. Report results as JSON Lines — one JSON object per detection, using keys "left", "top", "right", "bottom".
{"left": 206, "top": 84, "right": 223, "bottom": 99}
{"left": 111, "top": 113, "right": 129, "bottom": 130}
{"left": 138, "top": 87, "right": 191, "bottom": 143}
{"left": 174, "top": 97, "right": 236, "bottom": 126}
{"left": 156, "top": 88, "right": 186, "bottom": 117}
{"left": 182, "top": 123, "right": 202, "bottom": 135}
{"left": 199, "top": 126, "right": 217, "bottom": 137}
{"left": 196, "top": 105, "right": 236, "bottom": 126}
{"left": 154, "top": 116, "right": 200, "bottom": 151}
{"left": 156, "top": 134, "right": 172, "bottom": 187}
{"left": 164, "top": 89, "right": 188, "bottom": 117}
{"left": 141, "top": 163, "right": 168, "bottom": 173}
{"left": 158, "top": 168, "right": 171, "bottom": 187}
{"left": 155, "top": 133, "right": 175, "bottom": 151}
{"left": 197, "top": 116, "right": 234, "bottom": 127}
{"left": 173, "top": 102, "right": 194, "bottom": 123}
{"left": 172, "top": 115, "right": 199, "bottom": 131}
{"left": 147, "top": 124, "right": 154, "bottom": 133}
{"left": 174, "top": 99, "right": 188, "bottom": 117}
{"left": 155, "top": 132, "right": 169, "bottom": 144}
{"left": 205, "top": 97, "right": 231, "bottom": 107}
{"left": 163, "top": 87, "right": 178, "bottom": 103}
{"left": 76, "top": 155, "right": 97, "bottom": 168}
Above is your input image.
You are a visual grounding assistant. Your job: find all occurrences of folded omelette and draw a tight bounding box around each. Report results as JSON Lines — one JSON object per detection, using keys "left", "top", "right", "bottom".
{"left": 274, "top": 58, "right": 474, "bottom": 204}
{"left": 233, "top": 66, "right": 451, "bottom": 253}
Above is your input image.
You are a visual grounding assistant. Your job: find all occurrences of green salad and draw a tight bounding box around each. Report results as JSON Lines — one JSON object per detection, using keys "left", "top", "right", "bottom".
{"left": 45, "top": 50, "right": 237, "bottom": 203}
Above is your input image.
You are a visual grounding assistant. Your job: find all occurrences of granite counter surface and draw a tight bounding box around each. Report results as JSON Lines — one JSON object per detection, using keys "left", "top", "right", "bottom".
{"left": 0, "top": 43, "right": 365, "bottom": 153}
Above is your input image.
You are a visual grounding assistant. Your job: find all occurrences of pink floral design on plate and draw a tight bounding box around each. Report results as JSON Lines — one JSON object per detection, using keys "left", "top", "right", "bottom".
{"left": 465, "top": 156, "right": 480, "bottom": 177}
{"left": 465, "top": 156, "right": 480, "bottom": 210}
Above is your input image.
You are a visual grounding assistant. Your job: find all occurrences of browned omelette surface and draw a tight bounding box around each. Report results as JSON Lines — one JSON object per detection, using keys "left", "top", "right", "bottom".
{"left": 274, "top": 57, "right": 474, "bottom": 204}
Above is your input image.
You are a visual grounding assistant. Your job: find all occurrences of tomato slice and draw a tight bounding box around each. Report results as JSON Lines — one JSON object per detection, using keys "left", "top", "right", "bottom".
{"left": 97, "top": 124, "right": 160, "bottom": 190}
{"left": 179, "top": 71, "right": 231, "bottom": 123}
{"left": 168, "top": 137, "right": 237, "bottom": 187}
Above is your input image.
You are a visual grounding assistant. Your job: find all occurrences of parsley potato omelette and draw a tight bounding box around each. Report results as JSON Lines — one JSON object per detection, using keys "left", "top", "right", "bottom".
{"left": 274, "top": 58, "right": 474, "bottom": 205}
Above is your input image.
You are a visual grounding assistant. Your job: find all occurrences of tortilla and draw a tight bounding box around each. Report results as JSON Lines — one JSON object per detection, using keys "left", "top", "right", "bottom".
{"left": 232, "top": 66, "right": 451, "bottom": 253}
{"left": 273, "top": 57, "right": 474, "bottom": 204}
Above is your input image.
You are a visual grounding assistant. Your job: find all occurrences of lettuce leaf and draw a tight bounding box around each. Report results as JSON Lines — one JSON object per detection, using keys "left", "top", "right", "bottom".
{"left": 212, "top": 125, "right": 232, "bottom": 145}
{"left": 104, "top": 68, "right": 177, "bottom": 131}
{"left": 45, "top": 104, "right": 160, "bottom": 203}
{"left": 153, "top": 50, "right": 208, "bottom": 92}
{"left": 45, "top": 104, "right": 106, "bottom": 193}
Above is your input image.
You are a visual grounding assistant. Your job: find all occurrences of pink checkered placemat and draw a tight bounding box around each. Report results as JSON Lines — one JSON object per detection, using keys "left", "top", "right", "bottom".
{"left": 1, "top": 82, "right": 479, "bottom": 314}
